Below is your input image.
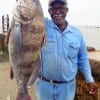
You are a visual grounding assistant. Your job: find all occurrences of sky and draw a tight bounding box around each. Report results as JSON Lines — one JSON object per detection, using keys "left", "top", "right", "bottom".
{"left": 0, "top": 0, "right": 100, "bottom": 25}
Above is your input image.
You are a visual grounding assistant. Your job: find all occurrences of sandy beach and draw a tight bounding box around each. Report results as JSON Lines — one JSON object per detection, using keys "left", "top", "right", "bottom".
{"left": 0, "top": 51, "right": 100, "bottom": 100}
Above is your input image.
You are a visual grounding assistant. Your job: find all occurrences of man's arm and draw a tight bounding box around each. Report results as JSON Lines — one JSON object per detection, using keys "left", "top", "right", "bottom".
{"left": 77, "top": 35, "right": 98, "bottom": 95}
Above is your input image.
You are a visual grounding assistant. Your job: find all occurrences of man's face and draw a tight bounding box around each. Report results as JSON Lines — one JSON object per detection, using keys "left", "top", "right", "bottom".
{"left": 48, "top": 3, "right": 68, "bottom": 25}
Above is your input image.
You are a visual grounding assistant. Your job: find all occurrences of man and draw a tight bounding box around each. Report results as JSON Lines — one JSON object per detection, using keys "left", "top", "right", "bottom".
{"left": 36, "top": 0, "right": 98, "bottom": 100}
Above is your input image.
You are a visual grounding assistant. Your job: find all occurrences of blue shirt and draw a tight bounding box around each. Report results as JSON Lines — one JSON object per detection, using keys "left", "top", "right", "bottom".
{"left": 40, "top": 18, "right": 94, "bottom": 83}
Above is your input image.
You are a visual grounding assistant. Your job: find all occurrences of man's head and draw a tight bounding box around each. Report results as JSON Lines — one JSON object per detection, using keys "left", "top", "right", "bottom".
{"left": 48, "top": 0, "right": 68, "bottom": 25}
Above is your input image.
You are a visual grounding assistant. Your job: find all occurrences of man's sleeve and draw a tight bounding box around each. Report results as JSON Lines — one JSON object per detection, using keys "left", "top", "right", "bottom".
{"left": 77, "top": 34, "right": 94, "bottom": 83}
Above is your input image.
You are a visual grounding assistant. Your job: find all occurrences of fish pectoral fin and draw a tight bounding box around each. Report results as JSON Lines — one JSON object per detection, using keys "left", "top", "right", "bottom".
{"left": 27, "top": 57, "right": 41, "bottom": 87}
{"left": 27, "top": 71, "right": 37, "bottom": 87}
{"left": 12, "top": 24, "right": 22, "bottom": 50}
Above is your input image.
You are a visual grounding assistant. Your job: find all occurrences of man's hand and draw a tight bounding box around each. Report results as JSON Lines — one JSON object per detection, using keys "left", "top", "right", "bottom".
{"left": 87, "top": 82, "right": 98, "bottom": 95}
{"left": 41, "top": 34, "right": 46, "bottom": 47}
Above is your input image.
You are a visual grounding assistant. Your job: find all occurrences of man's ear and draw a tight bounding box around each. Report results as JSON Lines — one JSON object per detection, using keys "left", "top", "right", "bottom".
{"left": 66, "top": 8, "right": 69, "bottom": 12}
{"left": 48, "top": 8, "right": 52, "bottom": 15}
{"left": 67, "top": 8, "right": 69, "bottom": 11}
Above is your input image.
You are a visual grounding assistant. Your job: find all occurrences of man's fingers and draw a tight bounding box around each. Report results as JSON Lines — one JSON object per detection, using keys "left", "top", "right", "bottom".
{"left": 87, "top": 82, "right": 98, "bottom": 95}
{"left": 89, "top": 88, "right": 97, "bottom": 95}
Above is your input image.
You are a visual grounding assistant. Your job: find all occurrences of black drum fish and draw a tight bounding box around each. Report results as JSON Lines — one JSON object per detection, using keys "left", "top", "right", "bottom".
{"left": 8, "top": 0, "right": 45, "bottom": 99}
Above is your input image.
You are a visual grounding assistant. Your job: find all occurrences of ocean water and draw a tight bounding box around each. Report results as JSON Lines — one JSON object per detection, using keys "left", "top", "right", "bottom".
{"left": 77, "top": 26, "right": 100, "bottom": 50}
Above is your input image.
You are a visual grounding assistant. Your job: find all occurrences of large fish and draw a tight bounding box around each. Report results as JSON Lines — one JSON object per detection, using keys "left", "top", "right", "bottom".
{"left": 8, "top": 0, "right": 45, "bottom": 100}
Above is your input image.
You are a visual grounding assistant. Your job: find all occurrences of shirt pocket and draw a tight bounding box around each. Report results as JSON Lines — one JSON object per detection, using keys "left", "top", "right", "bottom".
{"left": 42, "top": 38, "right": 56, "bottom": 53}
{"left": 68, "top": 43, "right": 80, "bottom": 58}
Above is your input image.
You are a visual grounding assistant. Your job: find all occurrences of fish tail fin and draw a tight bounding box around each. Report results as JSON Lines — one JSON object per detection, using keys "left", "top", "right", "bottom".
{"left": 16, "top": 93, "right": 32, "bottom": 100}
{"left": 16, "top": 86, "right": 31, "bottom": 100}
{"left": 16, "top": 94, "right": 31, "bottom": 100}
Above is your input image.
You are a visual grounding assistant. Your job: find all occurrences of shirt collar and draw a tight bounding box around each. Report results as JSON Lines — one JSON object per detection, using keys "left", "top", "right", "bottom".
{"left": 65, "top": 24, "right": 73, "bottom": 33}
{"left": 50, "top": 20, "right": 73, "bottom": 33}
